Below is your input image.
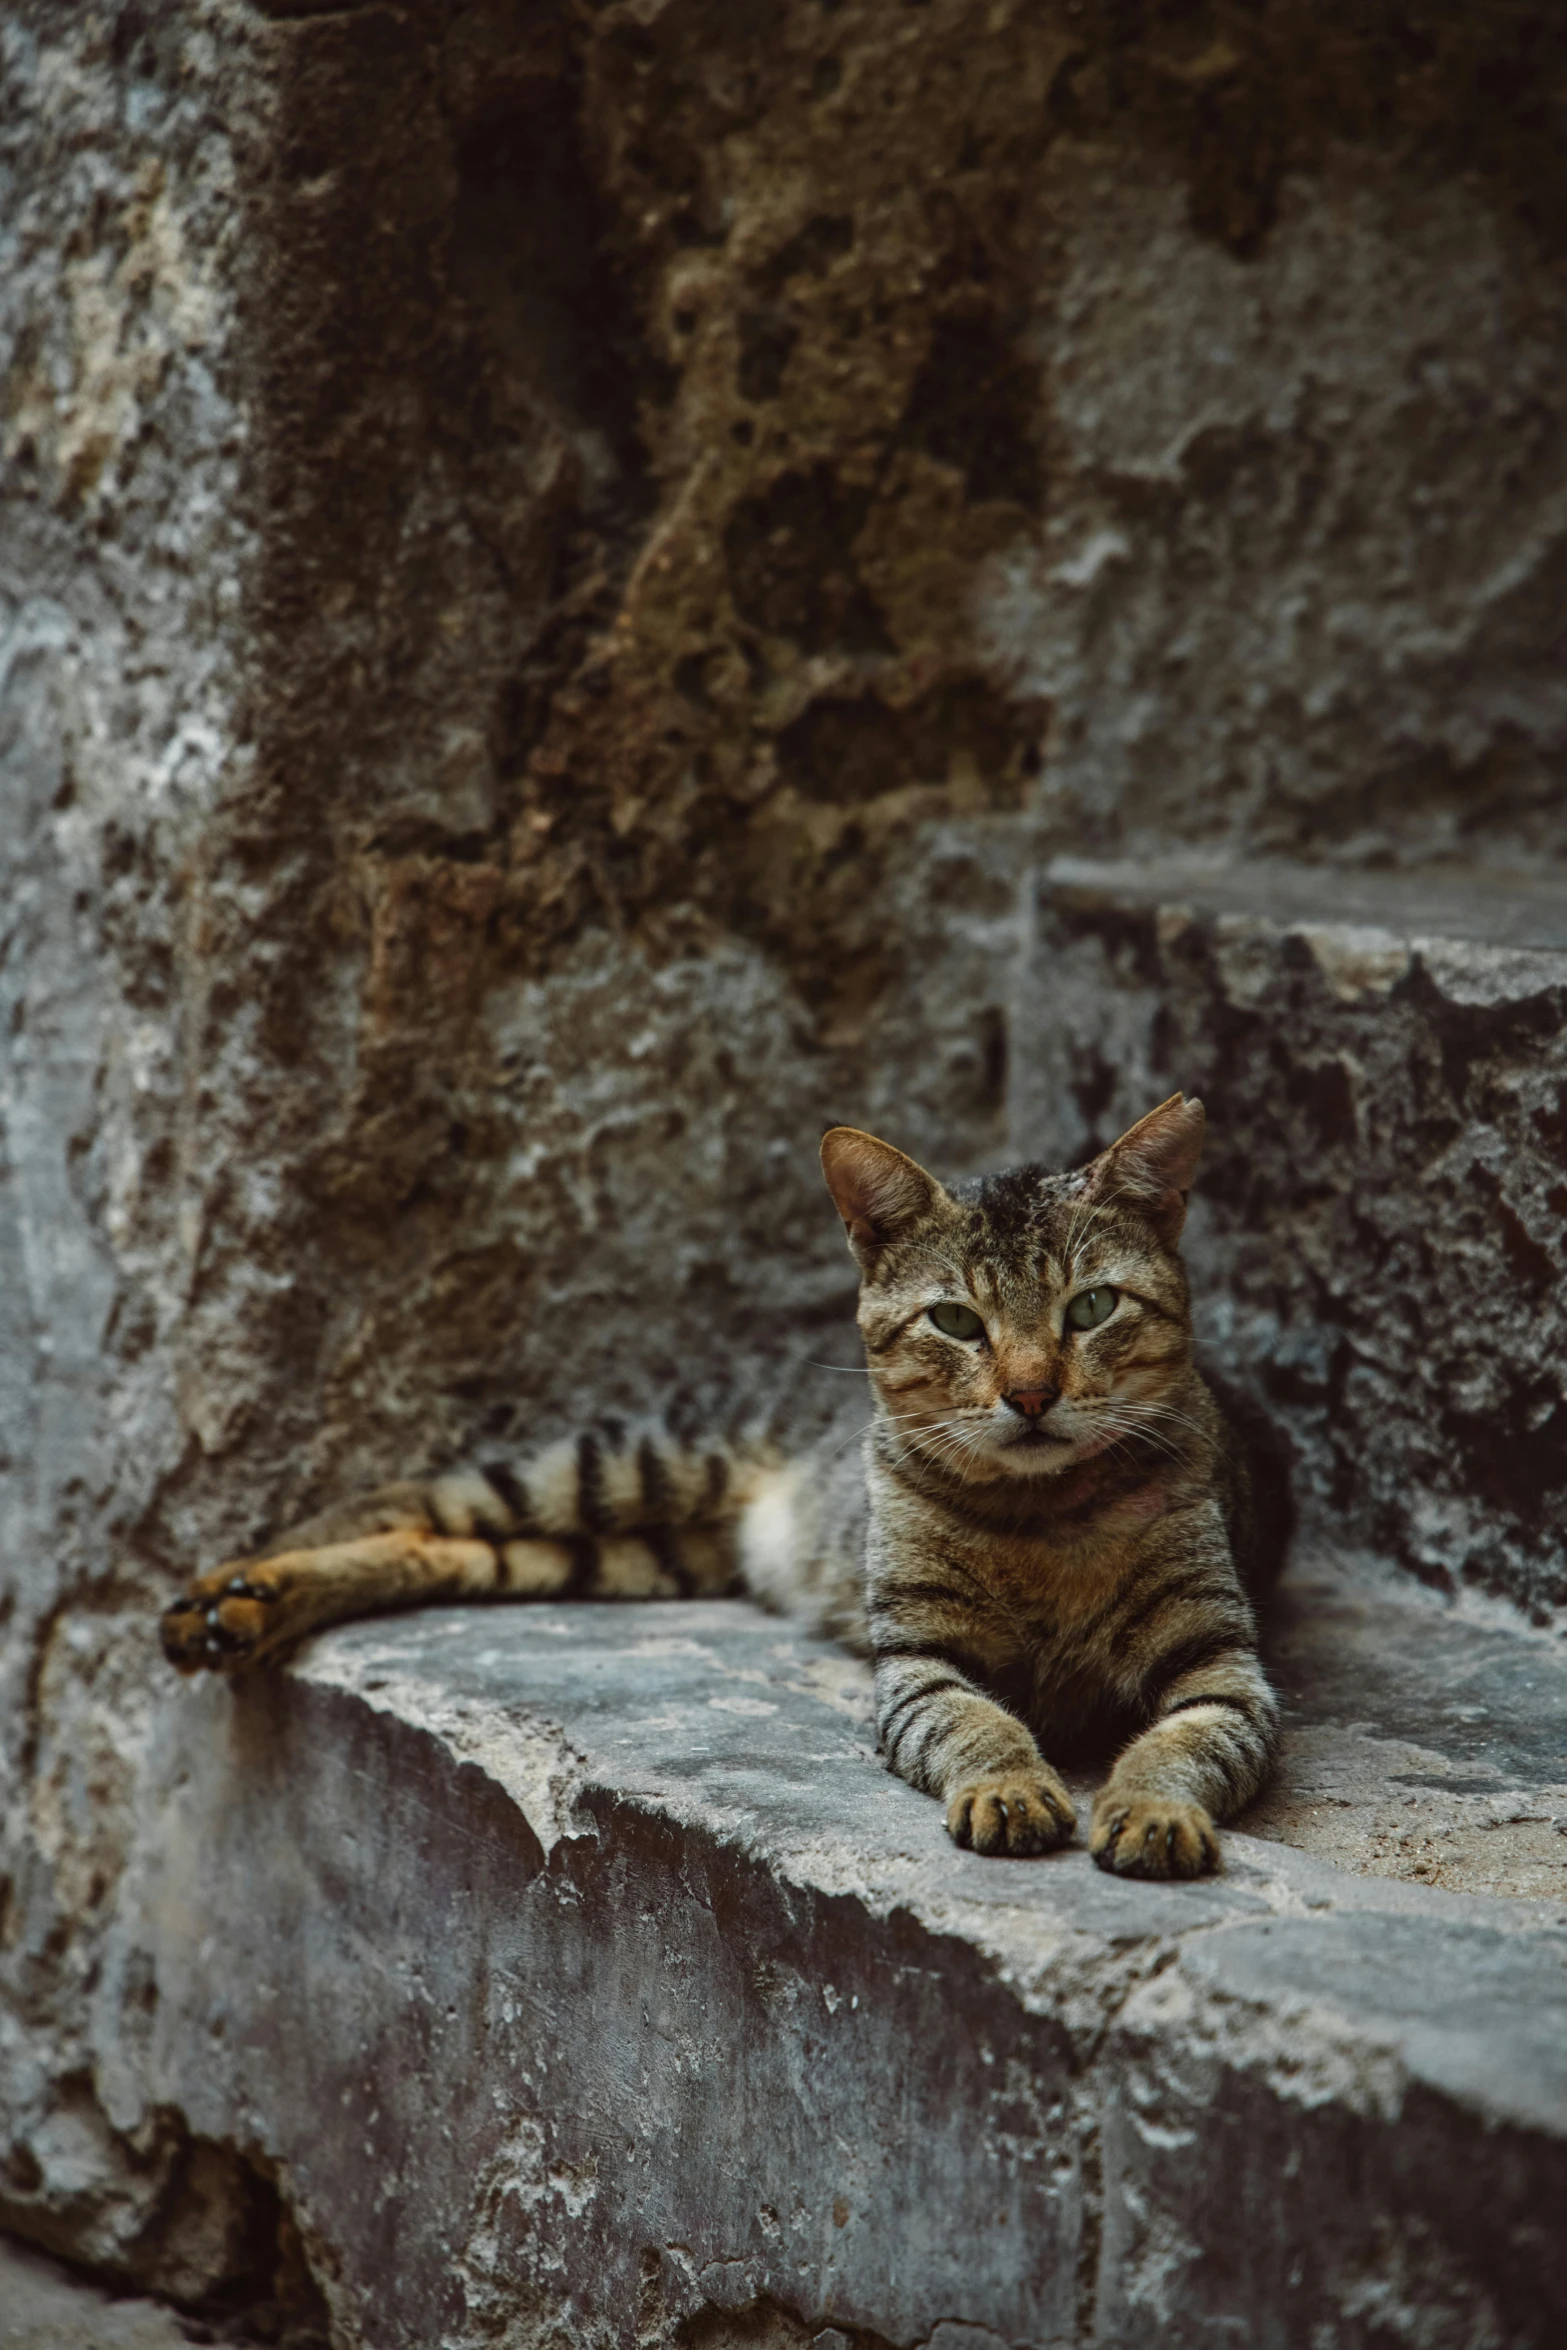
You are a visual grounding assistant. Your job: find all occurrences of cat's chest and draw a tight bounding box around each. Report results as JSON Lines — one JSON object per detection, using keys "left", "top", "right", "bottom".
{"left": 953, "top": 1590, "right": 1137, "bottom": 1755}
{"left": 962, "top": 1525, "right": 1150, "bottom": 1641}
{"left": 967, "top": 1546, "right": 1154, "bottom": 1720}
{"left": 1012, "top": 1608, "right": 1145, "bottom": 1755}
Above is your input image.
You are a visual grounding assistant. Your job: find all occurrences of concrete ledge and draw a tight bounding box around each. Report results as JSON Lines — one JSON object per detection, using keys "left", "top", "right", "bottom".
{"left": 99, "top": 1590, "right": 1567, "bottom": 2349}
{"left": 1255, "top": 1552, "right": 1567, "bottom": 1900}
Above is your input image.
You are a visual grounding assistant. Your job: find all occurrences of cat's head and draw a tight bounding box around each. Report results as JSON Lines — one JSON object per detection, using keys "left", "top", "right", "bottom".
{"left": 819, "top": 1096, "right": 1204, "bottom": 1483}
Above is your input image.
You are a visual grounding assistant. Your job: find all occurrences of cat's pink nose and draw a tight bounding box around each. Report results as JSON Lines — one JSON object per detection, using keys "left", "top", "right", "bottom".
{"left": 1003, "top": 1386, "right": 1059, "bottom": 1420}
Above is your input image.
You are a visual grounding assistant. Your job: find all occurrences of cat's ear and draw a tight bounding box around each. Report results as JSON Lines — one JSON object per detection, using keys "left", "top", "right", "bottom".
{"left": 1087, "top": 1093, "right": 1205, "bottom": 1242}
{"left": 820, "top": 1128, "right": 943, "bottom": 1271}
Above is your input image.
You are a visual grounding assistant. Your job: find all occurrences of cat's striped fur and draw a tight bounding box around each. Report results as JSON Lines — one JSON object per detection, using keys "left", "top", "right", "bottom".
{"left": 162, "top": 1094, "right": 1288, "bottom": 1880}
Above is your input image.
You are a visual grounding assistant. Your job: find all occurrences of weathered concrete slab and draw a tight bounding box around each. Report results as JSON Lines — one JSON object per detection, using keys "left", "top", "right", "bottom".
{"left": 94, "top": 1587, "right": 1567, "bottom": 2350}
{"left": 1013, "top": 858, "right": 1567, "bottom": 1617}
{"left": 1253, "top": 1552, "right": 1567, "bottom": 1902}
{"left": 0, "top": 2236, "right": 205, "bottom": 2350}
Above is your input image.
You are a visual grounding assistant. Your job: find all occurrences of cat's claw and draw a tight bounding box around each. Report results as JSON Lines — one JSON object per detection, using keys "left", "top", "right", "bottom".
{"left": 161, "top": 1567, "right": 286, "bottom": 1675}
{"left": 1090, "top": 1797, "right": 1219, "bottom": 1879}
{"left": 946, "top": 1773, "right": 1076, "bottom": 1858}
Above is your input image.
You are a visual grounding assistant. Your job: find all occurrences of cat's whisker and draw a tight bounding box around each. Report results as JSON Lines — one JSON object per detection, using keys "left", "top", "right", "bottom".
{"left": 1061, "top": 1167, "right": 1146, "bottom": 1271}
{"left": 896, "top": 1413, "right": 991, "bottom": 1474}
{"left": 1105, "top": 1427, "right": 1187, "bottom": 1469}
{"left": 1116, "top": 1426, "right": 1201, "bottom": 1463}
{"left": 1092, "top": 1398, "right": 1189, "bottom": 1443}
{"left": 1138, "top": 1400, "right": 1216, "bottom": 1437}
{"left": 916, "top": 1420, "right": 985, "bottom": 1460}
{"left": 1081, "top": 1403, "right": 1192, "bottom": 1466}
{"left": 1061, "top": 1184, "right": 1101, "bottom": 1267}
{"left": 1113, "top": 1398, "right": 1214, "bottom": 1448}
{"left": 1064, "top": 1195, "right": 1122, "bottom": 1284}
{"left": 1058, "top": 1180, "right": 1096, "bottom": 1271}
{"left": 816, "top": 1416, "right": 878, "bottom": 1465}
{"left": 899, "top": 1416, "right": 982, "bottom": 1455}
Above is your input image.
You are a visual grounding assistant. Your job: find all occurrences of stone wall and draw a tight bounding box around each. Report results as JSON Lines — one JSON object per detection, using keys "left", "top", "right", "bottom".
{"left": 2, "top": 0, "right": 1565, "bottom": 2322}
{"left": 2, "top": 0, "right": 263, "bottom": 2289}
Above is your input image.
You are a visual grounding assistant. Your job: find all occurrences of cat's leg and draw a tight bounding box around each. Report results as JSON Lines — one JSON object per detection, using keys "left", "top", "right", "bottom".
{"left": 161, "top": 1522, "right": 738, "bottom": 1675}
{"left": 1086, "top": 1518, "right": 1279, "bottom": 1880}
{"left": 161, "top": 1471, "right": 508, "bottom": 1672}
{"left": 162, "top": 1530, "right": 510, "bottom": 1674}
{"left": 161, "top": 1442, "right": 749, "bottom": 1675}
{"left": 866, "top": 1542, "right": 1076, "bottom": 1856}
{"left": 873, "top": 1648, "right": 1076, "bottom": 1856}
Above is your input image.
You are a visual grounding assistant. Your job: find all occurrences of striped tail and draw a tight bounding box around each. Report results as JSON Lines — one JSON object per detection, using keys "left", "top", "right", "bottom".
{"left": 411, "top": 1414, "right": 774, "bottom": 1599}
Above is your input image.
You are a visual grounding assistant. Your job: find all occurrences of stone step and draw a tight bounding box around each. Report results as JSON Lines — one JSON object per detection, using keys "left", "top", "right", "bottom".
{"left": 1254, "top": 1549, "right": 1567, "bottom": 1902}
{"left": 96, "top": 1577, "right": 1567, "bottom": 2350}
{"left": 1012, "top": 857, "right": 1567, "bottom": 1621}
{"left": 0, "top": 2236, "right": 206, "bottom": 2350}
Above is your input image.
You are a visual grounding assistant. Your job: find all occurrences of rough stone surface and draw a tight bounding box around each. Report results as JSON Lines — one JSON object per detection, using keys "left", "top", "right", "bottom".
{"left": 0, "top": 2233, "right": 240, "bottom": 2350}
{"left": 5, "top": 0, "right": 1567, "bottom": 2327}
{"left": 1253, "top": 1553, "right": 1567, "bottom": 1903}
{"left": 1015, "top": 859, "right": 1567, "bottom": 1617}
{"left": 91, "top": 1590, "right": 1567, "bottom": 2350}
{"left": 2, "top": 0, "right": 267, "bottom": 2291}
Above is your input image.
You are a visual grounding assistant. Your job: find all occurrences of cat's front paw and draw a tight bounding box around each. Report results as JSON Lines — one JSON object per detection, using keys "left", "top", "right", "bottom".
{"left": 160, "top": 1564, "right": 291, "bottom": 1676}
{"left": 1090, "top": 1796, "right": 1219, "bottom": 1879}
{"left": 946, "top": 1771, "right": 1076, "bottom": 1858}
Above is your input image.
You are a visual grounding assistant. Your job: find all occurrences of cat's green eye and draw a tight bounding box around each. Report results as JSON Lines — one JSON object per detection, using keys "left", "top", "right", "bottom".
{"left": 1066, "top": 1286, "right": 1118, "bottom": 1332}
{"left": 929, "top": 1301, "right": 986, "bottom": 1342}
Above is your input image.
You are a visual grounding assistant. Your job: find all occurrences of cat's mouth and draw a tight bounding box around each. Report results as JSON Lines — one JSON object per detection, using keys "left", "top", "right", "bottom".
{"left": 992, "top": 1418, "right": 1123, "bottom": 1473}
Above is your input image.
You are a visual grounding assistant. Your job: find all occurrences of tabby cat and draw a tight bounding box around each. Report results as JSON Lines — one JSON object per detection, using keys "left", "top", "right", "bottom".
{"left": 162, "top": 1093, "right": 1287, "bottom": 1880}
